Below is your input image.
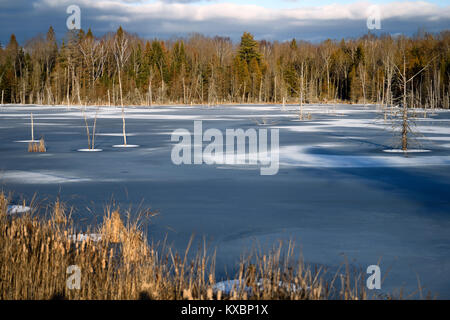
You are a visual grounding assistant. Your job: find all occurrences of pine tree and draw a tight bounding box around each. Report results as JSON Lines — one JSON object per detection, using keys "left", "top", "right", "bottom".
{"left": 238, "top": 32, "right": 261, "bottom": 65}
{"left": 4, "top": 34, "right": 20, "bottom": 103}
{"left": 249, "top": 57, "right": 262, "bottom": 101}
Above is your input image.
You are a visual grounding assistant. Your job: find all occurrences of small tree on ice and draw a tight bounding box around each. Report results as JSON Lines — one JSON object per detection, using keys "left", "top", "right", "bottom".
{"left": 113, "top": 27, "right": 131, "bottom": 146}
{"left": 390, "top": 44, "right": 438, "bottom": 152}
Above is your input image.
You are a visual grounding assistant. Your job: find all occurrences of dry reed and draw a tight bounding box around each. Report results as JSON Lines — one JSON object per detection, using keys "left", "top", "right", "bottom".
{"left": 0, "top": 193, "right": 412, "bottom": 300}
{"left": 28, "top": 138, "right": 46, "bottom": 153}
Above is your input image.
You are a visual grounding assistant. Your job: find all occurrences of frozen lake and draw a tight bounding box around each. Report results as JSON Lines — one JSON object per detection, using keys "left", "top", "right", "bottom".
{"left": 1, "top": 103, "right": 450, "bottom": 298}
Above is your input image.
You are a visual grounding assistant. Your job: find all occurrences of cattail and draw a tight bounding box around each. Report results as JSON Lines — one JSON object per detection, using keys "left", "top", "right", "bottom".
{"left": 28, "top": 138, "right": 46, "bottom": 153}
{"left": 182, "top": 289, "right": 193, "bottom": 300}
{"left": 207, "top": 288, "right": 213, "bottom": 300}
{"left": 38, "top": 138, "right": 46, "bottom": 152}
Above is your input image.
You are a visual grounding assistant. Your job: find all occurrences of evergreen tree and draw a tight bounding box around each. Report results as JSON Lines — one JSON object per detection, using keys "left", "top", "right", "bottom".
{"left": 238, "top": 32, "right": 261, "bottom": 65}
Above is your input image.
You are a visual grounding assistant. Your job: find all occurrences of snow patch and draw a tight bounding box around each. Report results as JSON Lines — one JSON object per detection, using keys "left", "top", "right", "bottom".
{"left": 416, "top": 126, "right": 450, "bottom": 135}
{"left": 96, "top": 133, "right": 137, "bottom": 137}
{"left": 383, "top": 149, "right": 431, "bottom": 153}
{"left": 7, "top": 205, "right": 31, "bottom": 214}
{"left": 14, "top": 140, "right": 39, "bottom": 143}
{"left": 112, "top": 144, "right": 139, "bottom": 148}
{"left": 213, "top": 279, "right": 302, "bottom": 296}
{"left": 0, "top": 170, "right": 91, "bottom": 184}
{"left": 279, "top": 145, "right": 450, "bottom": 168}
{"left": 77, "top": 149, "right": 103, "bottom": 152}
{"left": 68, "top": 233, "right": 102, "bottom": 242}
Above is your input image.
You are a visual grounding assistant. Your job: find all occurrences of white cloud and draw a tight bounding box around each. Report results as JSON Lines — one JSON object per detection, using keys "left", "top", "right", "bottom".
{"left": 1, "top": 1, "right": 449, "bottom": 43}
{"left": 49, "top": 0, "right": 448, "bottom": 22}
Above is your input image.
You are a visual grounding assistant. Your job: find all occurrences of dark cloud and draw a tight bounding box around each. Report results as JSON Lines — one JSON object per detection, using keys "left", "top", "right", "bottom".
{"left": 0, "top": 0, "right": 448, "bottom": 46}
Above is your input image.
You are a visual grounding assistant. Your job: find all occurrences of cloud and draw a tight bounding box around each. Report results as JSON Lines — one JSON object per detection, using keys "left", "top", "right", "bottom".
{"left": 0, "top": 0, "right": 449, "bottom": 45}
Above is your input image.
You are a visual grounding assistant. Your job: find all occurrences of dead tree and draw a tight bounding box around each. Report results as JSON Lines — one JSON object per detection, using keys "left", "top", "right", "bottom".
{"left": 392, "top": 53, "right": 438, "bottom": 151}
{"left": 82, "top": 106, "right": 99, "bottom": 150}
{"left": 113, "top": 28, "right": 131, "bottom": 146}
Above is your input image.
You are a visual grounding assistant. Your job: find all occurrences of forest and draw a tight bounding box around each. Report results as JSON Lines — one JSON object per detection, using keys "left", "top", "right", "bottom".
{"left": 0, "top": 26, "right": 449, "bottom": 109}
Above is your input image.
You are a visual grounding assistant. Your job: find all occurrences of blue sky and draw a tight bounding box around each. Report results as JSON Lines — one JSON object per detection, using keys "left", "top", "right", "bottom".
{"left": 0, "top": 0, "right": 449, "bottom": 45}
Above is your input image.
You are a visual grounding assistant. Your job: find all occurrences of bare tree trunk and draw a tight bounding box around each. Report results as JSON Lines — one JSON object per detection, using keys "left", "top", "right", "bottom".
{"left": 359, "top": 64, "right": 366, "bottom": 105}
{"left": 160, "top": 78, "right": 167, "bottom": 103}
{"left": 113, "top": 79, "right": 116, "bottom": 106}
{"left": 326, "top": 62, "right": 330, "bottom": 100}
{"left": 299, "top": 62, "right": 304, "bottom": 119}
{"left": 402, "top": 56, "right": 408, "bottom": 151}
{"left": 66, "top": 67, "right": 70, "bottom": 105}
{"left": 31, "top": 113, "right": 34, "bottom": 142}
{"left": 71, "top": 67, "right": 75, "bottom": 105}
{"left": 82, "top": 107, "right": 91, "bottom": 150}
{"left": 55, "top": 70, "right": 59, "bottom": 105}
{"left": 274, "top": 75, "right": 277, "bottom": 103}
{"left": 21, "top": 79, "right": 25, "bottom": 104}
{"left": 118, "top": 68, "right": 127, "bottom": 146}
{"left": 148, "top": 76, "right": 153, "bottom": 107}
{"left": 182, "top": 77, "right": 186, "bottom": 105}
{"left": 92, "top": 107, "right": 98, "bottom": 149}
{"left": 259, "top": 79, "right": 262, "bottom": 103}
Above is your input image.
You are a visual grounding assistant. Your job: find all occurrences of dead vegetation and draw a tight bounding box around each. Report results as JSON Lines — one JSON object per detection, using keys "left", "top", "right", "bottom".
{"left": 0, "top": 193, "right": 417, "bottom": 300}
{"left": 27, "top": 137, "right": 46, "bottom": 153}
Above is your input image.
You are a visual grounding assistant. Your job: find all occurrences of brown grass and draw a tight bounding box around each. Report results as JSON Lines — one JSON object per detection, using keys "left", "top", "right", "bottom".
{"left": 28, "top": 138, "right": 46, "bottom": 153}
{"left": 299, "top": 112, "right": 312, "bottom": 121}
{"left": 0, "top": 193, "right": 412, "bottom": 300}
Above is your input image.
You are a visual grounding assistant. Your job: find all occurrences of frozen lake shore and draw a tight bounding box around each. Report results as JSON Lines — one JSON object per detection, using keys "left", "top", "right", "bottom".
{"left": 0, "top": 103, "right": 449, "bottom": 298}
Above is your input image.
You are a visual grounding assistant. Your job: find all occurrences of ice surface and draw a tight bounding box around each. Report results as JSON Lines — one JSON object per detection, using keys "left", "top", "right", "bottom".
{"left": 213, "top": 279, "right": 302, "bottom": 296}
{"left": 0, "top": 170, "right": 92, "bottom": 184}
{"left": 0, "top": 103, "right": 449, "bottom": 298}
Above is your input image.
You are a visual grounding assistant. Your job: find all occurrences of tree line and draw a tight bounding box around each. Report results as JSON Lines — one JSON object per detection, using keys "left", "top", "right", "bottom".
{"left": 0, "top": 26, "right": 449, "bottom": 108}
